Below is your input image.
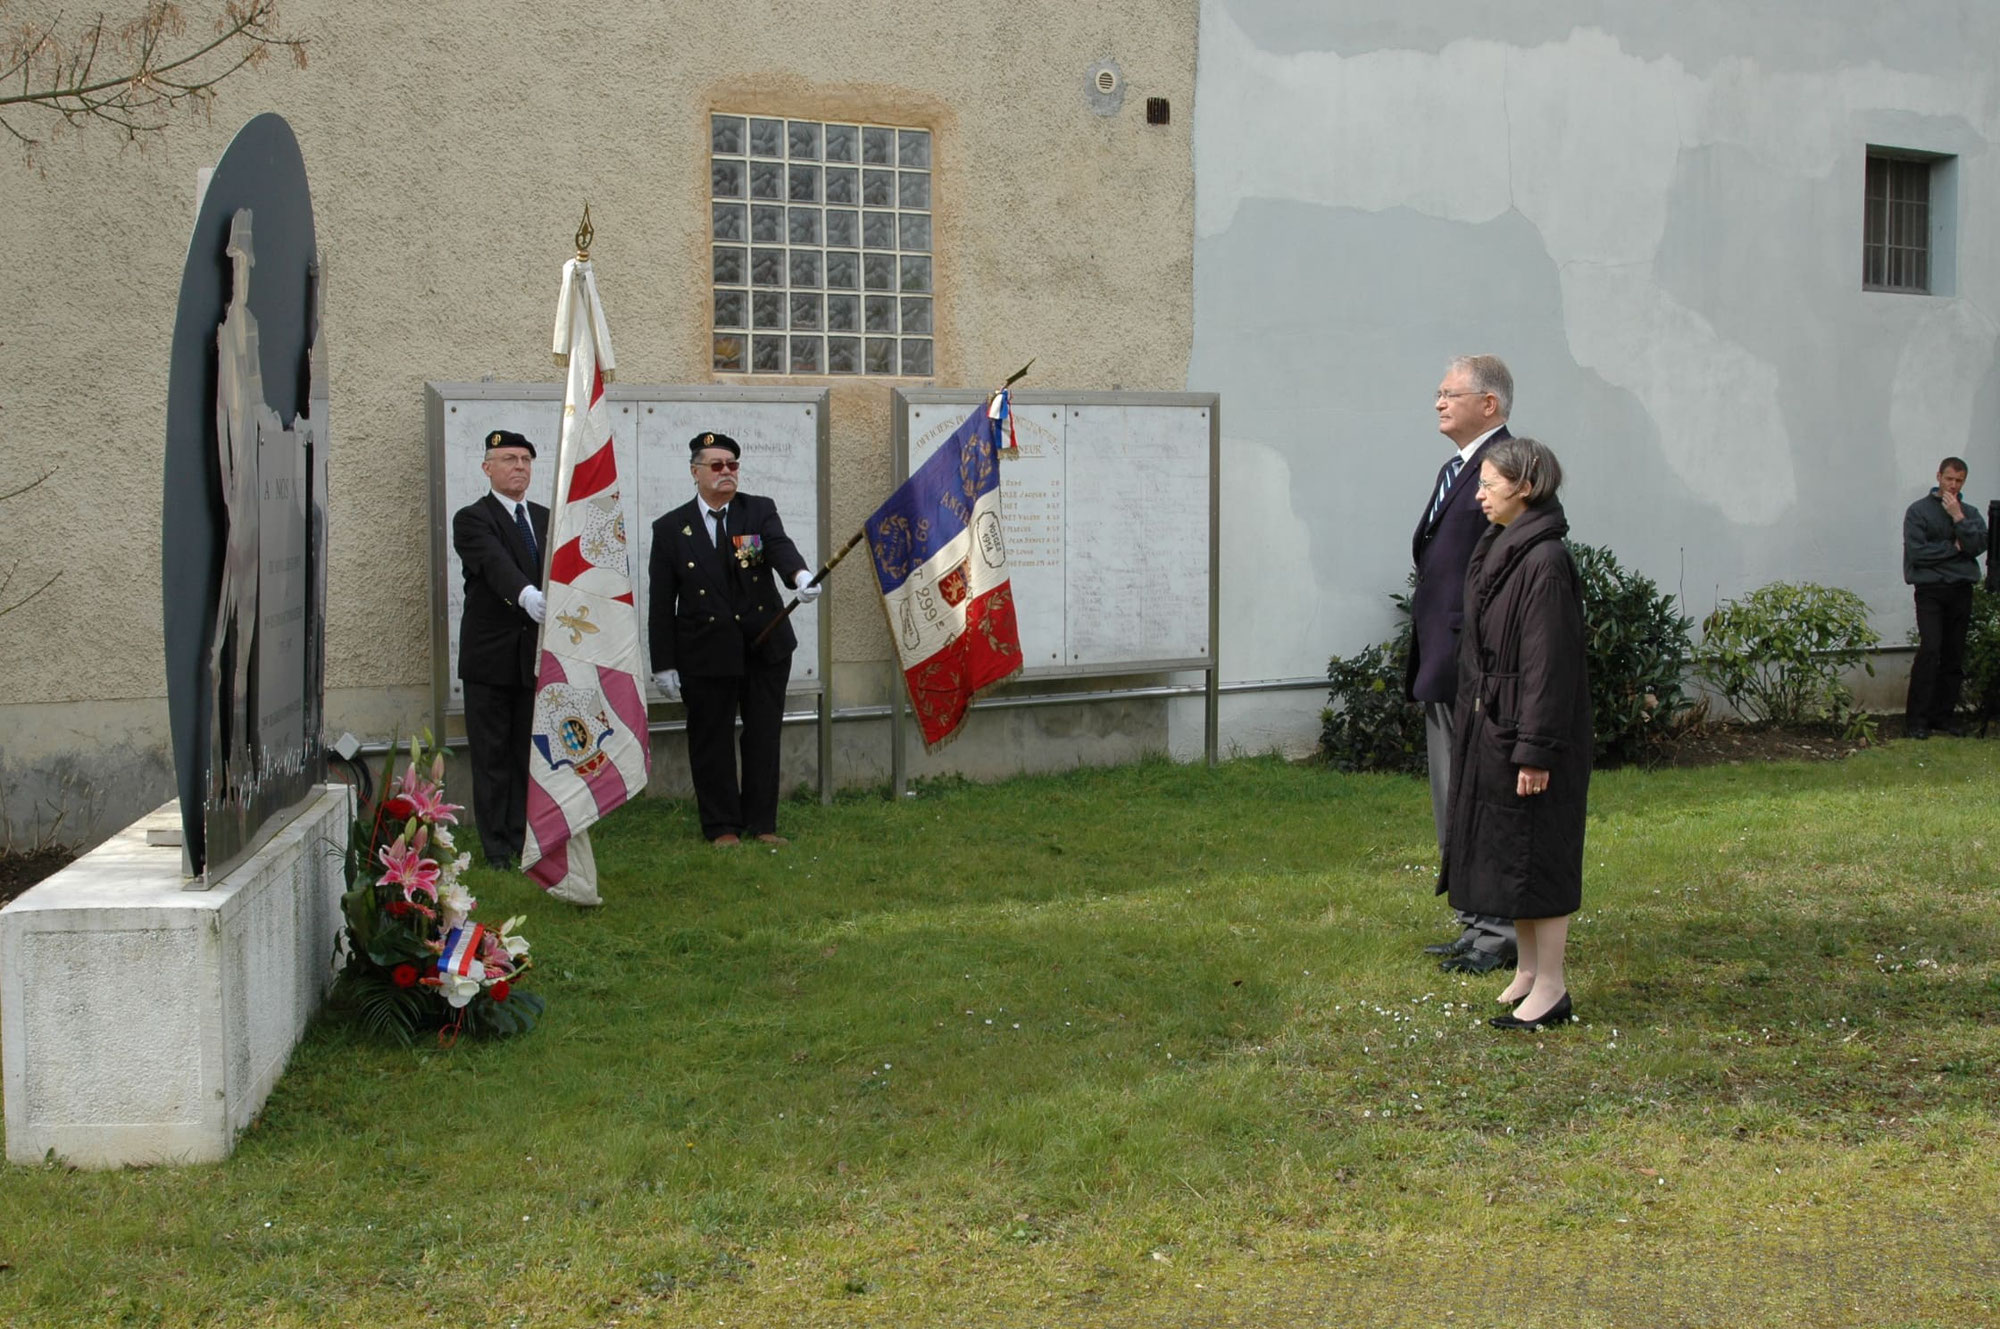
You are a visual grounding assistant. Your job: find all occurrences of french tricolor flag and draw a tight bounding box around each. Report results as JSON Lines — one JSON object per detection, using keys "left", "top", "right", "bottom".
{"left": 867, "top": 399, "right": 1024, "bottom": 749}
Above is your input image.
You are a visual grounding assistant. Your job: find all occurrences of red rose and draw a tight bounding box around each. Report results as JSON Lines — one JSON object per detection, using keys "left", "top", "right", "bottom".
{"left": 385, "top": 900, "right": 412, "bottom": 918}
{"left": 391, "top": 964, "right": 419, "bottom": 988}
{"left": 380, "top": 795, "right": 419, "bottom": 822}
{"left": 490, "top": 981, "right": 511, "bottom": 1003}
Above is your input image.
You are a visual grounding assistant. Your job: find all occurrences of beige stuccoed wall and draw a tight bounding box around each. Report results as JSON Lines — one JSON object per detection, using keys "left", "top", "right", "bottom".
{"left": 0, "top": 0, "right": 1197, "bottom": 845}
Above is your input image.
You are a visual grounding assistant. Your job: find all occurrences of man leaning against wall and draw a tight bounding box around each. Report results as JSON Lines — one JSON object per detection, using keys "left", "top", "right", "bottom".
{"left": 1902, "top": 456, "right": 1987, "bottom": 740}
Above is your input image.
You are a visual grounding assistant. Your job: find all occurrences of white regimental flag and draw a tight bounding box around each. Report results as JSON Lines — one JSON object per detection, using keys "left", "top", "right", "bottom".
{"left": 520, "top": 255, "right": 650, "bottom": 906}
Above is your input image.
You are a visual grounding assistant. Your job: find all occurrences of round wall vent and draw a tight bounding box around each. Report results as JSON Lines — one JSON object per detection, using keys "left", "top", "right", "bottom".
{"left": 1086, "top": 58, "right": 1126, "bottom": 116}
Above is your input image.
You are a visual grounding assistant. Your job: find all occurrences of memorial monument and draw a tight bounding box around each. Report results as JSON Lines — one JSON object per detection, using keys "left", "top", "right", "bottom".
{"left": 2, "top": 114, "right": 347, "bottom": 1166}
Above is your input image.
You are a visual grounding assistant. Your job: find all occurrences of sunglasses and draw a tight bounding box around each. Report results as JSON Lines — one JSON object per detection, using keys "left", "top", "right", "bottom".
{"left": 697, "top": 460, "right": 741, "bottom": 473}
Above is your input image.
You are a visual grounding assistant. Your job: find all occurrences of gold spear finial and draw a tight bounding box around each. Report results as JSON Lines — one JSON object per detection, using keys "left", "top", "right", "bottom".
{"left": 575, "top": 204, "right": 595, "bottom": 261}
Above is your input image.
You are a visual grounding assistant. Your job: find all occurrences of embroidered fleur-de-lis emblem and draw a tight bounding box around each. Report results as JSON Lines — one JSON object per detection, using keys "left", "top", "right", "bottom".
{"left": 556, "top": 604, "right": 600, "bottom": 646}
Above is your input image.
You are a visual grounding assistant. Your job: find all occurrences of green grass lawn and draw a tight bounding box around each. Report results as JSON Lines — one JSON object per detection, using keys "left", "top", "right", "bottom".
{"left": 3, "top": 742, "right": 1998, "bottom": 1327}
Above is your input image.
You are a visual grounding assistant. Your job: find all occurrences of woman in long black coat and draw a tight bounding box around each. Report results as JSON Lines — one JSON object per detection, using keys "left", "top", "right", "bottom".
{"left": 1439, "top": 436, "right": 1591, "bottom": 1031}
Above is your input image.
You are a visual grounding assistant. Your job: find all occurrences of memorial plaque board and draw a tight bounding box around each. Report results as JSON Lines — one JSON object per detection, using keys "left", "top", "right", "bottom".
{"left": 426, "top": 384, "right": 828, "bottom": 727}
{"left": 901, "top": 392, "right": 1217, "bottom": 678}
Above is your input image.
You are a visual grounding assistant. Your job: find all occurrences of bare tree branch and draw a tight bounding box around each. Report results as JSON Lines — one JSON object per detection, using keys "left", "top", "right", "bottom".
{"left": 0, "top": 2, "right": 307, "bottom": 163}
{"left": 0, "top": 468, "right": 55, "bottom": 504}
{"left": 0, "top": 469, "right": 61, "bottom": 616}
{"left": 0, "top": 562, "right": 62, "bottom": 616}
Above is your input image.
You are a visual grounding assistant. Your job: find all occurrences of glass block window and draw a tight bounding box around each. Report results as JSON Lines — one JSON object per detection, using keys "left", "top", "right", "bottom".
{"left": 712, "top": 113, "right": 934, "bottom": 375}
{"left": 1863, "top": 152, "right": 1934, "bottom": 293}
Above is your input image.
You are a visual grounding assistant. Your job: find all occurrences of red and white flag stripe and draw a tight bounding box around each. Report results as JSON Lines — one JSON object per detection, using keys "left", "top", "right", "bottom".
{"left": 521, "top": 257, "right": 650, "bottom": 904}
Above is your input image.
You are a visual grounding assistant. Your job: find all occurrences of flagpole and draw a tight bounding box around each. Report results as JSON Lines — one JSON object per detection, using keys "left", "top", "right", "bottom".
{"left": 749, "top": 525, "right": 865, "bottom": 649}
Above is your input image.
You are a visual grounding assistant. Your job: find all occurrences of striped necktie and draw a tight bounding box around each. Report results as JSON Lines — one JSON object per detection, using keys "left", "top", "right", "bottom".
{"left": 1428, "top": 454, "right": 1464, "bottom": 526}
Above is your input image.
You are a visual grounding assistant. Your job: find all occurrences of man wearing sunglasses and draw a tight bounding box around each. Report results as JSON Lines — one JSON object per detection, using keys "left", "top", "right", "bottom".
{"left": 647, "top": 431, "right": 820, "bottom": 845}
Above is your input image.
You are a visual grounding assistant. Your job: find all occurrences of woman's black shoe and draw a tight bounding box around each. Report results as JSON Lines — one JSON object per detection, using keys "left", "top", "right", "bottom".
{"left": 1490, "top": 992, "right": 1573, "bottom": 1031}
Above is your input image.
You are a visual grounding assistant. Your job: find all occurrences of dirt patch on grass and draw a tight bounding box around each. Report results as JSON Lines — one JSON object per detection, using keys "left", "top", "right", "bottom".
{"left": 0, "top": 848, "right": 76, "bottom": 908}
{"left": 1658, "top": 715, "right": 1990, "bottom": 768}
{"left": 1660, "top": 722, "right": 1875, "bottom": 767}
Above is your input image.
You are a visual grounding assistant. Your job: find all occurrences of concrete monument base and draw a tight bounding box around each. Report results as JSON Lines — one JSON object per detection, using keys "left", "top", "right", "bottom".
{"left": 1, "top": 785, "right": 351, "bottom": 1167}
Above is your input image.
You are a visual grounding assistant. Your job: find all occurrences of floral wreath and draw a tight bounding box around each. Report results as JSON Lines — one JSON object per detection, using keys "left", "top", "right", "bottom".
{"left": 334, "top": 735, "right": 545, "bottom": 1044}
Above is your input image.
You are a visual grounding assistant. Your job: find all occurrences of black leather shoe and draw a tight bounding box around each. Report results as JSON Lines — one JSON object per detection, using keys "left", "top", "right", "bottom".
{"left": 1441, "top": 947, "right": 1517, "bottom": 974}
{"left": 1422, "top": 936, "right": 1476, "bottom": 957}
{"left": 1907, "top": 724, "right": 1931, "bottom": 740}
{"left": 1491, "top": 992, "right": 1573, "bottom": 1030}
{"left": 1937, "top": 723, "right": 1967, "bottom": 738}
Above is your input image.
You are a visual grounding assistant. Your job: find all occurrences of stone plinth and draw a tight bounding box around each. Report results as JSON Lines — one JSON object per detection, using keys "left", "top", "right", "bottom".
{"left": 2, "top": 786, "right": 351, "bottom": 1167}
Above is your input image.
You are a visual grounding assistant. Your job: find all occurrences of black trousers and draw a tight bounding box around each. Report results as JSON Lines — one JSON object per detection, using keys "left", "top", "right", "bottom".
{"left": 681, "top": 659, "right": 791, "bottom": 840}
{"left": 462, "top": 680, "right": 534, "bottom": 865}
{"left": 1907, "top": 582, "right": 1974, "bottom": 729}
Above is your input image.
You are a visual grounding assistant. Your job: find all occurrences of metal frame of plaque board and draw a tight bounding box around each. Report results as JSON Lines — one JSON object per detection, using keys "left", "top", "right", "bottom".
{"left": 891, "top": 390, "right": 1221, "bottom": 782}
{"left": 425, "top": 383, "right": 835, "bottom": 800}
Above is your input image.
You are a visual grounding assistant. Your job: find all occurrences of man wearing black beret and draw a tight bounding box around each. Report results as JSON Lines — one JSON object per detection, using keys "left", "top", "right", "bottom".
{"left": 648, "top": 432, "right": 819, "bottom": 845}
{"left": 452, "top": 429, "right": 549, "bottom": 867}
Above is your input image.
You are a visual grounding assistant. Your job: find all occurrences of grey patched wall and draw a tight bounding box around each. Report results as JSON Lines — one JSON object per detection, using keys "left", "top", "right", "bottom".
{"left": 1190, "top": 0, "right": 2000, "bottom": 746}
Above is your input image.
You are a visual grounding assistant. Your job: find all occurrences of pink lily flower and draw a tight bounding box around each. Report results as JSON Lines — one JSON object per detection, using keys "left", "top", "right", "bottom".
{"left": 395, "top": 764, "right": 463, "bottom": 825}
{"left": 378, "top": 836, "right": 441, "bottom": 899}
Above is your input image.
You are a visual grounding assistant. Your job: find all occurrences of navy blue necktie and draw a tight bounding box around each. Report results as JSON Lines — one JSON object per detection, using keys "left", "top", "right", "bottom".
{"left": 513, "top": 502, "right": 538, "bottom": 568}
{"left": 1428, "top": 455, "right": 1464, "bottom": 526}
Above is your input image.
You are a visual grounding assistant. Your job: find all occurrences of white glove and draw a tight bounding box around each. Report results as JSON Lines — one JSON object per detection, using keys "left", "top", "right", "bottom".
{"left": 793, "top": 569, "right": 822, "bottom": 603}
{"left": 519, "top": 585, "right": 546, "bottom": 624}
{"left": 652, "top": 669, "right": 681, "bottom": 701}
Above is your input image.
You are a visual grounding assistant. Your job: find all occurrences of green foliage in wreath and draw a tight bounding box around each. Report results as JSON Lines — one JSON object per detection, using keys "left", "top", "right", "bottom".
{"left": 330, "top": 735, "right": 545, "bottom": 1047}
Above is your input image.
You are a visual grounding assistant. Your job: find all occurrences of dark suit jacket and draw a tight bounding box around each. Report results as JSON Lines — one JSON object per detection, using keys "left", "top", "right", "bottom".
{"left": 453, "top": 492, "right": 549, "bottom": 688}
{"left": 648, "top": 493, "right": 809, "bottom": 676}
{"left": 1405, "top": 425, "right": 1508, "bottom": 704}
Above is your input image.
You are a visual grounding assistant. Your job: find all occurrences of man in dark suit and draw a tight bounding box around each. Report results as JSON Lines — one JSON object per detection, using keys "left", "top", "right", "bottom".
{"left": 648, "top": 432, "right": 819, "bottom": 845}
{"left": 1407, "top": 355, "right": 1517, "bottom": 973}
{"left": 452, "top": 429, "right": 549, "bottom": 868}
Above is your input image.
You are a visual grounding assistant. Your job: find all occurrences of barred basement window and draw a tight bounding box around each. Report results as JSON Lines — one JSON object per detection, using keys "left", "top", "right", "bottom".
{"left": 711, "top": 114, "right": 934, "bottom": 376}
{"left": 1863, "top": 150, "right": 1946, "bottom": 294}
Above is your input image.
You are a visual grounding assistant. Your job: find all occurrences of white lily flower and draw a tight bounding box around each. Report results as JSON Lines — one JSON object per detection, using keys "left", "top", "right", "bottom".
{"left": 434, "top": 825, "right": 456, "bottom": 851}
{"left": 500, "top": 914, "right": 532, "bottom": 959}
{"left": 439, "top": 881, "right": 476, "bottom": 925}
{"left": 438, "top": 968, "right": 483, "bottom": 1008}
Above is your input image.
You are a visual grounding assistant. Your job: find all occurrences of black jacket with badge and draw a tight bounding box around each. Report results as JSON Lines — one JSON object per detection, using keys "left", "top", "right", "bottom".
{"left": 1440, "top": 501, "right": 1592, "bottom": 922}
{"left": 647, "top": 493, "right": 808, "bottom": 676}
{"left": 453, "top": 492, "right": 549, "bottom": 688}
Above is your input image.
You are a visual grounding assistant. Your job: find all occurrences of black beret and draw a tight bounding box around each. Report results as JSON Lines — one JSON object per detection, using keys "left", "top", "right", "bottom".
{"left": 484, "top": 429, "right": 536, "bottom": 458}
{"left": 689, "top": 431, "right": 740, "bottom": 459}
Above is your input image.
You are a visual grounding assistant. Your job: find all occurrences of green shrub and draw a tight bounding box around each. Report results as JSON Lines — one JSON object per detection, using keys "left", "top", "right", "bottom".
{"left": 1962, "top": 584, "right": 2000, "bottom": 727}
{"left": 1571, "top": 542, "right": 1696, "bottom": 765}
{"left": 1321, "top": 545, "right": 1697, "bottom": 773}
{"left": 1695, "top": 581, "right": 1879, "bottom": 732}
{"left": 1320, "top": 592, "right": 1426, "bottom": 775}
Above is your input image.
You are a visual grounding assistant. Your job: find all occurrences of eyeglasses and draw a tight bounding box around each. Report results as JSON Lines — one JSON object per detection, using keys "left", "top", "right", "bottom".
{"left": 697, "top": 460, "right": 741, "bottom": 473}
{"left": 1476, "top": 477, "right": 1510, "bottom": 492}
{"left": 1437, "top": 389, "right": 1486, "bottom": 402}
